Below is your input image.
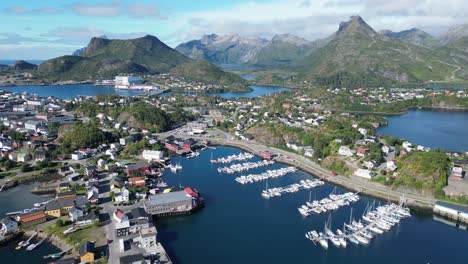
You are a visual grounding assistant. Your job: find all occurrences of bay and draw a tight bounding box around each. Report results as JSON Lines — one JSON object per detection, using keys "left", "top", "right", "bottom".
{"left": 0, "top": 183, "right": 59, "bottom": 263}
{"left": 156, "top": 146, "right": 467, "bottom": 264}
{"left": 378, "top": 110, "right": 468, "bottom": 152}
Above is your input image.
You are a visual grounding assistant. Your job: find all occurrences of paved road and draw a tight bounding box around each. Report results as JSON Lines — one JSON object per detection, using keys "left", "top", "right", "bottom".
{"left": 162, "top": 128, "right": 435, "bottom": 208}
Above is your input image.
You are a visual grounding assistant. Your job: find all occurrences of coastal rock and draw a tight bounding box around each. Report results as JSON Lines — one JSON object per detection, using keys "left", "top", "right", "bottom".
{"left": 13, "top": 60, "right": 37, "bottom": 70}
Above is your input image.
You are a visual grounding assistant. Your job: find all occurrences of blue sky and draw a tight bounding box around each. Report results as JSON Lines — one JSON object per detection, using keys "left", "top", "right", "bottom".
{"left": 1, "top": 0, "right": 467, "bottom": 59}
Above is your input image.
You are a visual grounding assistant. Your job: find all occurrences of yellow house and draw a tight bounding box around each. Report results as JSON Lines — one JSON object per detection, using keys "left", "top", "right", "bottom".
{"left": 80, "top": 241, "right": 95, "bottom": 263}
{"left": 44, "top": 196, "right": 89, "bottom": 219}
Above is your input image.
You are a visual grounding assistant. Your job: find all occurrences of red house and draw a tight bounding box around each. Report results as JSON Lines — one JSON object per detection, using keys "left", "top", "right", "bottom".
{"left": 126, "top": 162, "right": 150, "bottom": 176}
{"left": 128, "top": 177, "right": 146, "bottom": 187}
{"left": 261, "top": 151, "right": 275, "bottom": 160}
{"left": 165, "top": 142, "right": 178, "bottom": 152}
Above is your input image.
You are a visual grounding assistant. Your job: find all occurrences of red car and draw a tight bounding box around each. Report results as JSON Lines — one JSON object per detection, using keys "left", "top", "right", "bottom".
{"left": 330, "top": 171, "right": 337, "bottom": 176}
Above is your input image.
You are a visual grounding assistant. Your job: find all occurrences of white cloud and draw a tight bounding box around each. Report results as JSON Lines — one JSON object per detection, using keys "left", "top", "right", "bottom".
{"left": 71, "top": 0, "right": 163, "bottom": 18}
{"left": 41, "top": 27, "right": 147, "bottom": 45}
{"left": 170, "top": 0, "right": 468, "bottom": 43}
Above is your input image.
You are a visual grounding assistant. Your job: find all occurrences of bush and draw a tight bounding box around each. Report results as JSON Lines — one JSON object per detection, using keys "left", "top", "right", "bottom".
{"left": 20, "top": 164, "right": 33, "bottom": 173}
{"left": 56, "top": 219, "right": 64, "bottom": 227}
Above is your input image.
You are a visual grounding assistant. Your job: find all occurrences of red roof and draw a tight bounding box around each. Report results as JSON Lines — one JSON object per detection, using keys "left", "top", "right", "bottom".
{"left": 128, "top": 177, "right": 143, "bottom": 183}
{"left": 357, "top": 148, "right": 369, "bottom": 154}
{"left": 114, "top": 209, "right": 125, "bottom": 219}
{"left": 21, "top": 213, "right": 46, "bottom": 223}
{"left": 184, "top": 187, "right": 199, "bottom": 198}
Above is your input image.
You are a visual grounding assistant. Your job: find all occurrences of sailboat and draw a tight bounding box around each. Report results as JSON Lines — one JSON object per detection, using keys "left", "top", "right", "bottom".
{"left": 261, "top": 181, "right": 270, "bottom": 199}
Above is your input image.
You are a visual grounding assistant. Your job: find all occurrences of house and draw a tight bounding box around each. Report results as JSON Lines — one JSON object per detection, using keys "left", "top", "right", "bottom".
{"left": 402, "top": 141, "right": 413, "bottom": 152}
{"left": 382, "top": 145, "right": 390, "bottom": 154}
{"left": 87, "top": 189, "right": 99, "bottom": 204}
{"left": 116, "top": 220, "right": 130, "bottom": 237}
{"left": 399, "top": 150, "right": 408, "bottom": 156}
{"left": 386, "top": 160, "right": 398, "bottom": 172}
{"left": 304, "top": 147, "right": 315, "bottom": 157}
{"left": 110, "top": 177, "right": 124, "bottom": 192}
{"left": 364, "top": 160, "right": 378, "bottom": 170}
{"left": 358, "top": 128, "right": 368, "bottom": 136}
{"left": 34, "top": 149, "right": 47, "bottom": 161}
{"left": 69, "top": 206, "right": 84, "bottom": 222}
{"left": 182, "top": 138, "right": 196, "bottom": 150}
{"left": 84, "top": 165, "right": 97, "bottom": 177}
{"left": 119, "top": 136, "right": 135, "bottom": 146}
{"left": 0, "top": 217, "right": 18, "bottom": 235}
{"left": 128, "top": 177, "right": 146, "bottom": 187}
{"left": 354, "top": 169, "right": 374, "bottom": 179}
{"left": 125, "top": 162, "right": 150, "bottom": 176}
{"left": 17, "top": 211, "right": 47, "bottom": 228}
{"left": 24, "top": 120, "right": 45, "bottom": 131}
{"left": 113, "top": 209, "right": 129, "bottom": 223}
{"left": 338, "top": 146, "right": 353, "bottom": 157}
{"left": 240, "top": 133, "right": 253, "bottom": 140}
{"left": 17, "top": 153, "right": 31, "bottom": 162}
{"left": 44, "top": 195, "right": 88, "bottom": 219}
{"left": 97, "top": 159, "right": 108, "bottom": 168}
{"left": 138, "top": 226, "right": 157, "bottom": 248}
{"left": 79, "top": 241, "right": 95, "bottom": 263}
{"left": 114, "top": 187, "right": 130, "bottom": 204}
{"left": 71, "top": 151, "right": 85, "bottom": 161}
{"left": 357, "top": 148, "right": 369, "bottom": 157}
{"left": 142, "top": 150, "right": 164, "bottom": 161}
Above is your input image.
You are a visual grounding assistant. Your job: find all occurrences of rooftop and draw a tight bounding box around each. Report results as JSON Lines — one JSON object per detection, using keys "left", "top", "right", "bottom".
{"left": 144, "top": 191, "right": 192, "bottom": 206}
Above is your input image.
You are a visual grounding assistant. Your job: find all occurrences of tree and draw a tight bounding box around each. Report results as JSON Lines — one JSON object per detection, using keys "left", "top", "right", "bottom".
{"left": 55, "top": 219, "right": 64, "bottom": 227}
{"left": 20, "top": 164, "right": 33, "bottom": 173}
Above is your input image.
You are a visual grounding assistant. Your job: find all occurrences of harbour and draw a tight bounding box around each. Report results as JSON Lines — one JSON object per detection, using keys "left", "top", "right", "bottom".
{"left": 155, "top": 146, "right": 467, "bottom": 264}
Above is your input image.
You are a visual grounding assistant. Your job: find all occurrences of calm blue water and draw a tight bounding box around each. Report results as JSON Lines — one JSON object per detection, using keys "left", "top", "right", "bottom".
{"left": 240, "top": 75, "right": 257, "bottom": 81}
{"left": 1, "top": 84, "right": 289, "bottom": 99}
{"left": 378, "top": 110, "right": 468, "bottom": 152}
{"left": 0, "top": 84, "right": 151, "bottom": 99}
{"left": 165, "top": 85, "right": 290, "bottom": 99}
{"left": 0, "top": 60, "right": 44, "bottom": 66}
{"left": 157, "top": 147, "right": 467, "bottom": 264}
{"left": 0, "top": 183, "right": 59, "bottom": 263}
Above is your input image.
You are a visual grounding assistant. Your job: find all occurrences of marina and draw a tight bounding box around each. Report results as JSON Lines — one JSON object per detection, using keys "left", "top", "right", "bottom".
{"left": 210, "top": 152, "right": 254, "bottom": 164}
{"left": 306, "top": 202, "right": 411, "bottom": 249}
{"left": 298, "top": 191, "right": 360, "bottom": 217}
{"left": 261, "top": 179, "right": 325, "bottom": 199}
{"left": 234, "top": 166, "right": 297, "bottom": 184}
{"left": 217, "top": 160, "right": 275, "bottom": 174}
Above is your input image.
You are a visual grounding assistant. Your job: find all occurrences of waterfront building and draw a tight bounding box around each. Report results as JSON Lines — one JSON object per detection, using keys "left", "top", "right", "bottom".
{"left": 339, "top": 146, "right": 354, "bottom": 157}
{"left": 0, "top": 217, "right": 18, "bottom": 235}
{"left": 433, "top": 201, "right": 468, "bottom": 223}
{"left": 142, "top": 150, "right": 164, "bottom": 161}
{"left": 17, "top": 211, "right": 47, "bottom": 228}
{"left": 115, "top": 76, "right": 143, "bottom": 89}
{"left": 79, "top": 241, "right": 96, "bottom": 263}
{"left": 144, "top": 188, "right": 202, "bottom": 216}
{"left": 44, "top": 195, "right": 88, "bottom": 219}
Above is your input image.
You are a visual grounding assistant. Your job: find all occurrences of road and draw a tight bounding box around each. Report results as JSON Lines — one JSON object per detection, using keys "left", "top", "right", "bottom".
{"left": 164, "top": 128, "right": 435, "bottom": 208}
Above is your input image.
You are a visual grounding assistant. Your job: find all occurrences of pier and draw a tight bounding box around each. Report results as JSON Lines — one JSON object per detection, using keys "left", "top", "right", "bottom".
{"left": 234, "top": 166, "right": 297, "bottom": 184}
{"left": 261, "top": 179, "right": 324, "bottom": 199}
{"left": 298, "top": 191, "right": 360, "bottom": 217}
{"left": 217, "top": 160, "right": 275, "bottom": 174}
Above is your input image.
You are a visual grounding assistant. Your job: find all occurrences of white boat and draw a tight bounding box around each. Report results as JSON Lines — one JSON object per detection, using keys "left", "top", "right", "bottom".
{"left": 318, "top": 233, "right": 328, "bottom": 250}
{"left": 63, "top": 227, "right": 77, "bottom": 234}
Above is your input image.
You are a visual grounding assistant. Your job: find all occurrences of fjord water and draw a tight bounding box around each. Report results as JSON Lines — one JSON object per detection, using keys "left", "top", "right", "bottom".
{"left": 0, "top": 183, "right": 59, "bottom": 263}
{"left": 158, "top": 147, "right": 467, "bottom": 264}
{"left": 378, "top": 110, "right": 468, "bottom": 152}
{"left": 0, "top": 84, "right": 290, "bottom": 99}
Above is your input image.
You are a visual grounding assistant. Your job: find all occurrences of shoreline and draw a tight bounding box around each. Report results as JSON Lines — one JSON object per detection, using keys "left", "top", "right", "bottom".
{"left": 211, "top": 140, "right": 435, "bottom": 211}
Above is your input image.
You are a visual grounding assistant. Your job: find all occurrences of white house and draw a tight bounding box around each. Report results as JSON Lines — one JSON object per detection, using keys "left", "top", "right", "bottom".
{"left": 304, "top": 147, "right": 315, "bottom": 157}
{"left": 386, "top": 160, "right": 398, "bottom": 172}
{"left": 71, "top": 151, "right": 85, "bottom": 161}
{"left": 0, "top": 217, "right": 18, "bottom": 235}
{"left": 114, "top": 187, "right": 130, "bottom": 204}
{"left": 354, "top": 169, "right": 374, "bottom": 179}
{"left": 382, "top": 145, "right": 390, "bottom": 154}
{"left": 358, "top": 128, "right": 368, "bottom": 136}
{"left": 113, "top": 209, "right": 129, "bottom": 223}
{"left": 97, "top": 159, "right": 108, "bottom": 168}
{"left": 69, "top": 206, "right": 84, "bottom": 222}
{"left": 338, "top": 146, "right": 353, "bottom": 157}
{"left": 402, "top": 141, "right": 413, "bottom": 152}
{"left": 24, "top": 120, "right": 44, "bottom": 131}
{"left": 142, "top": 150, "right": 164, "bottom": 161}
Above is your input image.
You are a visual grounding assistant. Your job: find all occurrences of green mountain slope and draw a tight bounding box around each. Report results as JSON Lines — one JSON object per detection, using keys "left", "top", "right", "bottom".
{"left": 37, "top": 35, "right": 247, "bottom": 89}
{"left": 297, "top": 16, "right": 467, "bottom": 87}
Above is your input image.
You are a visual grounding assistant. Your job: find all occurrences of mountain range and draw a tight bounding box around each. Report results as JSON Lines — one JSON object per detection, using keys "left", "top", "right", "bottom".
{"left": 37, "top": 35, "right": 247, "bottom": 90}
{"left": 177, "top": 16, "right": 468, "bottom": 86}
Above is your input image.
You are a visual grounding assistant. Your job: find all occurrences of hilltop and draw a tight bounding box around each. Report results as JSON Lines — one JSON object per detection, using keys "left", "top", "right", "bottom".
{"left": 37, "top": 35, "right": 248, "bottom": 90}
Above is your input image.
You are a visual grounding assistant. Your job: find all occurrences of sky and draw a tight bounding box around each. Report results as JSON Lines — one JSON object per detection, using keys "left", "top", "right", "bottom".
{"left": 0, "top": 0, "right": 467, "bottom": 60}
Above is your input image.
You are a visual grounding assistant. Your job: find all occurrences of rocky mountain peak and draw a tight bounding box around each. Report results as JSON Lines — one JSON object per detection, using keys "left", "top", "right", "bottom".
{"left": 337, "top": 15, "right": 376, "bottom": 37}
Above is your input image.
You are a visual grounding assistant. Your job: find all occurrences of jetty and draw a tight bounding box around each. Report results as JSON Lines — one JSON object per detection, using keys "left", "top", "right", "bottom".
{"left": 305, "top": 202, "right": 411, "bottom": 249}
{"left": 235, "top": 166, "right": 297, "bottom": 184}
{"left": 298, "top": 190, "right": 360, "bottom": 217}
{"left": 26, "top": 235, "right": 48, "bottom": 251}
{"left": 210, "top": 152, "right": 254, "bottom": 164}
{"left": 217, "top": 160, "right": 275, "bottom": 174}
{"left": 261, "top": 179, "right": 324, "bottom": 199}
